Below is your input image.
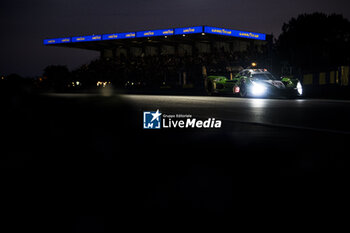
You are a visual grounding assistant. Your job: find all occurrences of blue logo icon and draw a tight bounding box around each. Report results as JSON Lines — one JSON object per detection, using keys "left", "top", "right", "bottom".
{"left": 143, "top": 110, "right": 162, "bottom": 129}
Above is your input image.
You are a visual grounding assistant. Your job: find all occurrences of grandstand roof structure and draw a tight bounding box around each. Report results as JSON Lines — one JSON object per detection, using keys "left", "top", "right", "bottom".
{"left": 43, "top": 25, "right": 271, "bottom": 52}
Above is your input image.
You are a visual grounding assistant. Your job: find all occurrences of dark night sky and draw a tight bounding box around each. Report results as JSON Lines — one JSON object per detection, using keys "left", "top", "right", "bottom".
{"left": 1, "top": 0, "right": 350, "bottom": 77}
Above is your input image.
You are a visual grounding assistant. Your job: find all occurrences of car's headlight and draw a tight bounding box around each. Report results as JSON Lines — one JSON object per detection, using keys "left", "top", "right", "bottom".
{"left": 297, "top": 81, "right": 303, "bottom": 95}
{"left": 251, "top": 81, "right": 267, "bottom": 96}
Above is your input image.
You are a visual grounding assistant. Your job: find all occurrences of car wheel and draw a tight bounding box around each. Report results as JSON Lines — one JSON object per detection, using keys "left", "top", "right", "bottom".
{"left": 239, "top": 84, "right": 247, "bottom": 97}
{"left": 206, "top": 80, "right": 214, "bottom": 95}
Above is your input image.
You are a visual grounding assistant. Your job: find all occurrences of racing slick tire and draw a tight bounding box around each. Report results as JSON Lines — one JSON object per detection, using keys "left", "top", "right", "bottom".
{"left": 206, "top": 80, "right": 216, "bottom": 96}
{"left": 205, "top": 80, "right": 212, "bottom": 95}
{"left": 239, "top": 84, "right": 248, "bottom": 97}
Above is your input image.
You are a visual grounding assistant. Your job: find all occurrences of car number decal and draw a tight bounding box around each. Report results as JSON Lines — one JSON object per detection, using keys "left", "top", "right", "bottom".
{"left": 272, "top": 81, "right": 284, "bottom": 88}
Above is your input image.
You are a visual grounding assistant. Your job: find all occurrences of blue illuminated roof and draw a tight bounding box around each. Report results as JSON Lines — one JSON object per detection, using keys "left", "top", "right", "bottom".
{"left": 204, "top": 26, "right": 266, "bottom": 40}
{"left": 71, "top": 35, "right": 102, "bottom": 43}
{"left": 174, "top": 26, "right": 203, "bottom": 35}
{"left": 43, "top": 37, "right": 71, "bottom": 45}
{"left": 102, "top": 32, "right": 136, "bottom": 40}
{"left": 43, "top": 26, "right": 267, "bottom": 45}
{"left": 136, "top": 29, "right": 174, "bottom": 38}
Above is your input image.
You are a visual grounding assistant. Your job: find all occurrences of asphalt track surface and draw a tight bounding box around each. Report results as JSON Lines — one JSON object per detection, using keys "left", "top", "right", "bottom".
{"left": 2, "top": 93, "right": 349, "bottom": 230}
{"left": 122, "top": 94, "right": 350, "bottom": 134}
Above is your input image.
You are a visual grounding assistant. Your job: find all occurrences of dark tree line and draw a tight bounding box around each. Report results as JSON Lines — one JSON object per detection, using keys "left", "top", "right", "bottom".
{"left": 276, "top": 12, "right": 350, "bottom": 74}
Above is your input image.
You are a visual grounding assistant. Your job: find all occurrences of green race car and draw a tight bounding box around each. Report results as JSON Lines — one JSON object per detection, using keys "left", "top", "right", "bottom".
{"left": 206, "top": 69, "right": 303, "bottom": 98}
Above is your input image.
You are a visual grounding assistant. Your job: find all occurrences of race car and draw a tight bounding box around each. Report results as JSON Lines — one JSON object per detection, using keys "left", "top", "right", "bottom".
{"left": 206, "top": 69, "right": 303, "bottom": 98}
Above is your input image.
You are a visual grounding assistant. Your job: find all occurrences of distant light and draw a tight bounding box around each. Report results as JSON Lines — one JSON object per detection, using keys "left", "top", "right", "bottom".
{"left": 97, "top": 81, "right": 111, "bottom": 88}
{"left": 202, "top": 33, "right": 205, "bottom": 36}
{"left": 251, "top": 62, "right": 257, "bottom": 67}
{"left": 164, "top": 36, "right": 168, "bottom": 38}
{"left": 183, "top": 34, "right": 186, "bottom": 37}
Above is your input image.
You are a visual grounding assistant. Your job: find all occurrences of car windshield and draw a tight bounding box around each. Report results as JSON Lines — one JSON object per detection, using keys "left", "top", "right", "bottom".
{"left": 252, "top": 73, "right": 278, "bottom": 80}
